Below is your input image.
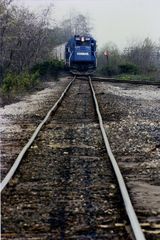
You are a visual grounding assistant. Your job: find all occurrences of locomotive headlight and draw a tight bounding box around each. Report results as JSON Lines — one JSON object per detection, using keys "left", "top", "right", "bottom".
{"left": 81, "top": 37, "right": 85, "bottom": 42}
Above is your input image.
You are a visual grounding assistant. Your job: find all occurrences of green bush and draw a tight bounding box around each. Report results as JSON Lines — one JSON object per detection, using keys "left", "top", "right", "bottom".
{"left": 119, "top": 63, "right": 139, "bottom": 74}
{"left": 117, "top": 74, "right": 155, "bottom": 81}
{"left": 31, "top": 60, "right": 65, "bottom": 76}
{"left": 2, "top": 71, "right": 39, "bottom": 94}
{"left": 1, "top": 59, "right": 64, "bottom": 95}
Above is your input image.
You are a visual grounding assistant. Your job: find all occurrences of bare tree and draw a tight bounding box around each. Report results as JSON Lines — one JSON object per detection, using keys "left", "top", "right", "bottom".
{"left": 0, "top": 1, "right": 55, "bottom": 82}
{"left": 60, "top": 13, "right": 92, "bottom": 39}
{"left": 124, "top": 38, "right": 159, "bottom": 73}
{"left": 73, "top": 14, "right": 91, "bottom": 35}
{"left": 0, "top": 0, "right": 15, "bottom": 81}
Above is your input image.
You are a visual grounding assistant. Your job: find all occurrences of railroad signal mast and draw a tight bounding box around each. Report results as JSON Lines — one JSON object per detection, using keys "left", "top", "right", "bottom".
{"left": 104, "top": 50, "right": 109, "bottom": 64}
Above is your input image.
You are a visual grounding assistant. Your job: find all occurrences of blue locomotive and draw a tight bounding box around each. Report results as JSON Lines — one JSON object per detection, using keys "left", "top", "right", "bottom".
{"left": 65, "top": 35, "right": 97, "bottom": 75}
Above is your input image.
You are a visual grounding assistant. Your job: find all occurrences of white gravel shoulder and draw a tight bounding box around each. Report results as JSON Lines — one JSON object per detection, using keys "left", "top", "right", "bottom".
{"left": 0, "top": 82, "right": 56, "bottom": 116}
{"left": 101, "top": 83, "right": 160, "bottom": 101}
{"left": 0, "top": 77, "right": 69, "bottom": 134}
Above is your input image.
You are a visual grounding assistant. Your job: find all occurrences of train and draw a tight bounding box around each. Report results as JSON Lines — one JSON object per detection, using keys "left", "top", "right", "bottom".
{"left": 65, "top": 35, "right": 97, "bottom": 75}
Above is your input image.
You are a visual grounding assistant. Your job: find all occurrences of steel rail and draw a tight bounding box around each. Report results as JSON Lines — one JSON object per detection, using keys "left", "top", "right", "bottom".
{"left": 89, "top": 76, "right": 146, "bottom": 240}
{"left": 0, "top": 76, "right": 76, "bottom": 192}
{"left": 92, "top": 76, "right": 160, "bottom": 86}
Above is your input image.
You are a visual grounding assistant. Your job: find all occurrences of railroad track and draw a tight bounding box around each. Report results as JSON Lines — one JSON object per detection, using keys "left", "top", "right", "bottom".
{"left": 1, "top": 76, "right": 146, "bottom": 239}
{"left": 92, "top": 76, "right": 160, "bottom": 86}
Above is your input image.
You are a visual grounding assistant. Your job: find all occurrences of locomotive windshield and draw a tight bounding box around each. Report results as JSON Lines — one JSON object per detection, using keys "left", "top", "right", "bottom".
{"left": 76, "top": 40, "right": 90, "bottom": 46}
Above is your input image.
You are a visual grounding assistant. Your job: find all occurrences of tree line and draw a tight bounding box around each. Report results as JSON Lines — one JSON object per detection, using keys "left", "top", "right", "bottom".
{"left": 98, "top": 38, "right": 160, "bottom": 79}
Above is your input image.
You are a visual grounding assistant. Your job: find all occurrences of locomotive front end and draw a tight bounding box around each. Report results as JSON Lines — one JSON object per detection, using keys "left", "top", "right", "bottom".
{"left": 65, "top": 35, "right": 97, "bottom": 75}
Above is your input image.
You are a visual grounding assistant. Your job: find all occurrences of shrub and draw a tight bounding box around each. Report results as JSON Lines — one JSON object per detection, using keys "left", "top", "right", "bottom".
{"left": 117, "top": 73, "right": 156, "bottom": 81}
{"left": 119, "top": 63, "right": 139, "bottom": 74}
{"left": 31, "top": 60, "right": 65, "bottom": 76}
{"left": 2, "top": 71, "right": 39, "bottom": 94}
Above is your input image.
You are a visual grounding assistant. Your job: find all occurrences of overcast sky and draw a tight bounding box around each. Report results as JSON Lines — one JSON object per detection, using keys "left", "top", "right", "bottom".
{"left": 15, "top": 0, "right": 160, "bottom": 50}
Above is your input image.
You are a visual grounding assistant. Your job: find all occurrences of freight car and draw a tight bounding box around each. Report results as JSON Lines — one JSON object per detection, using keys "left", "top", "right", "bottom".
{"left": 65, "top": 35, "right": 97, "bottom": 75}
